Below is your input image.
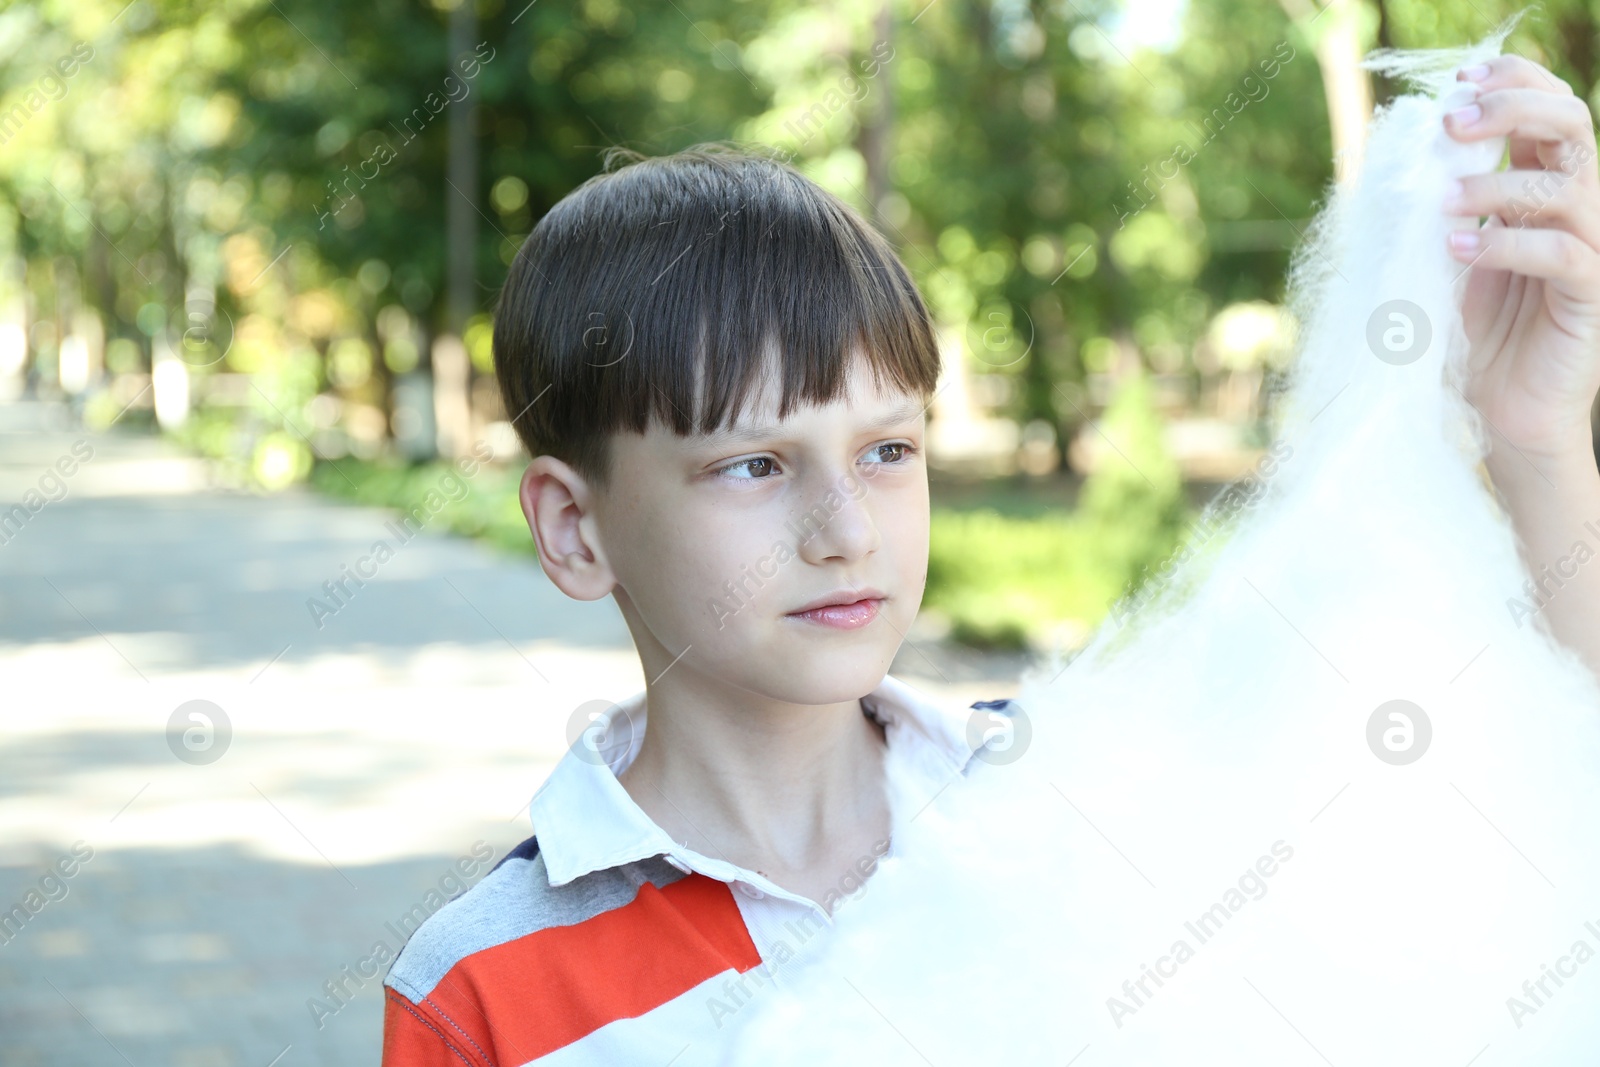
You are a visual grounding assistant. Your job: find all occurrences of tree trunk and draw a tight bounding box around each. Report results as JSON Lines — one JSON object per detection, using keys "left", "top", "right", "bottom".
{"left": 855, "top": 1, "right": 894, "bottom": 230}
{"left": 1278, "top": 0, "right": 1374, "bottom": 185}
{"left": 1372, "top": 0, "right": 1396, "bottom": 112}
{"left": 435, "top": 0, "right": 479, "bottom": 459}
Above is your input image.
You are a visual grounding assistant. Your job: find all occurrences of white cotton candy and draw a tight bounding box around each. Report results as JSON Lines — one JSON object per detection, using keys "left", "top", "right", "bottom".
{"left": 729, "top": 16, "right": 1600, "bottom": 1066}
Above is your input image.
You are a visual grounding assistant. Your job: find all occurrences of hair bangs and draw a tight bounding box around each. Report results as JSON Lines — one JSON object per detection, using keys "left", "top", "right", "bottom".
{"left": 493, "top": 144, "right": 941, "bottom": 488}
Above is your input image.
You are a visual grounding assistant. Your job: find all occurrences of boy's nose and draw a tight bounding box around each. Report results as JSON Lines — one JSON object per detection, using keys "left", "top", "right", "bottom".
{"left": 790, "top": 475, "right": 881, "bottom": 564}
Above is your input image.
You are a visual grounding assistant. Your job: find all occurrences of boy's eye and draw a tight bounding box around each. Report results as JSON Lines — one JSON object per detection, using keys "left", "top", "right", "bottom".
{"left": 717, "top": 456, "right": 779, "bottom": 480}
{"left": 864, "top": 442, "right": 918, "bottom": 465}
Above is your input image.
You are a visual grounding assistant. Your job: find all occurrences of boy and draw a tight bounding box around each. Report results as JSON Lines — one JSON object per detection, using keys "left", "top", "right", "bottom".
{"left": 379, "top": 143, "right": 1020, "bottom": 1064}
{"left": 383, "top": 51, "right": 1600, "bottom": 1064}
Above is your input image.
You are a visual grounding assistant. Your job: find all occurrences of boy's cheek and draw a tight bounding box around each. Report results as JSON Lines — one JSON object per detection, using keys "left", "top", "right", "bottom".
{"left": 637, "top": 537, "right": 761, "bottom": 615}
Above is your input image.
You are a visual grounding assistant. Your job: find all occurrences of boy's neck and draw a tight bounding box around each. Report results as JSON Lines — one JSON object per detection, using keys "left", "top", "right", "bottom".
{"left": 616, "top": 677, "right": 891, "bottom": 908}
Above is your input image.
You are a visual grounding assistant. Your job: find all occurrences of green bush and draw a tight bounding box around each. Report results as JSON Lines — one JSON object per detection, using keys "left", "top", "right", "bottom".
{"left": 309, "top": 457, "right": 536, "bottom": 558}
{"left": 925, "top": 371, "right": 1190, "bottom": 650}
{"left": 925, "top": 508, "right": 1106, "bottom": 649}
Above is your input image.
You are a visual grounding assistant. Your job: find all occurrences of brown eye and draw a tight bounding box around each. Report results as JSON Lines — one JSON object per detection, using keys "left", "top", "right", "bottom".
{"left": 720, "top": 456, "right": 778, "bottom": 479}
{"left": 865, "top": 442, "right": 917, "bottom": 465}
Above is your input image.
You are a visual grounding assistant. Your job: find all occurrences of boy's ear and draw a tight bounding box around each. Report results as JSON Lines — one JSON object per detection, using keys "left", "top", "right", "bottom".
{"left": 518, "top": 457, "right": 616, "bottom": 601}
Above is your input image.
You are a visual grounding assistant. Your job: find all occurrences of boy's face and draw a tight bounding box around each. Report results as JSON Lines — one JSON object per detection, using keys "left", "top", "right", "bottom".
{"left": 593, "top": 350, "right": 930, "bottom": 707}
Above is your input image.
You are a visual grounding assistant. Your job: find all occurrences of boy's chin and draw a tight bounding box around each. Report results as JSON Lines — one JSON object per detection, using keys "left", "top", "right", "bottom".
{"left": 725, "top": 641, "right": 900, "bottom": 708}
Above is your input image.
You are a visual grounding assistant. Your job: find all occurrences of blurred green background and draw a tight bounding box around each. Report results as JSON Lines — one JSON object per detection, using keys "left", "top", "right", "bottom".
{"left": 4, "top": 0, "right": 1595, "bottom": 650}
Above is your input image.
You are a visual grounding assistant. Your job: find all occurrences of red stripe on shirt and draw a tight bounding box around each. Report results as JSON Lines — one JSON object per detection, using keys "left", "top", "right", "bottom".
{"left": 383, "top": 872, "right": 764, "bottom": 1065}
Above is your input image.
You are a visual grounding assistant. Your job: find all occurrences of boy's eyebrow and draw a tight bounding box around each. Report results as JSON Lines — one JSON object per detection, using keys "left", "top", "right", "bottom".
{"left": 700, "top": 399, "right": 926, "bottom": 446}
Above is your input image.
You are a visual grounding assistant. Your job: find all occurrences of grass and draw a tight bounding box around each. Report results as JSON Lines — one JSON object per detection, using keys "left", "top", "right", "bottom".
{"left": 925, "top": 505, "right": 1124, "bottom": 649}
{"left": 310, "top": 456, "right": 537, "bottom": 558}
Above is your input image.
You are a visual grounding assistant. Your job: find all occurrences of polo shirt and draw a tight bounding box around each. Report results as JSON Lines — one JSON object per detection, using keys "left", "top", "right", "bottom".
{"left": 380, "top": 674, "right": 1016, "bottom": 1066}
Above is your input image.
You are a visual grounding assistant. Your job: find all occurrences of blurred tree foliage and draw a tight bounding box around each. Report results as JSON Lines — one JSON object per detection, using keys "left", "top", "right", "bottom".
{"left": 5, "top": 0, "right": 1588, "bottom": 447}
{"left": 1, "top": 0, "right": 1594, "bottom": 642}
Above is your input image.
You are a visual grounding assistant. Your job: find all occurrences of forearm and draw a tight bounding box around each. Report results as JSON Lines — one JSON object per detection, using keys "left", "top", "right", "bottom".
{"left": 1490, "top": 439, "right": 1600, "bottom": 679}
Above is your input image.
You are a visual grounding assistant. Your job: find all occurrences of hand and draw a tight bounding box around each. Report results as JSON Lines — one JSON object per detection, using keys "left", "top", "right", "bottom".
{"left": 1439, "top": 55, "right": 1600, "bottom": 678}
{"left": 1443, "top": 54, "right": 1600, "bottom": 476}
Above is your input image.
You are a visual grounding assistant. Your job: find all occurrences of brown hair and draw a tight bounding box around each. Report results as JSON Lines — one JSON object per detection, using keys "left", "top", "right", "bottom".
{"left": 492, "top": 142, "right": 941, "bottom": 488}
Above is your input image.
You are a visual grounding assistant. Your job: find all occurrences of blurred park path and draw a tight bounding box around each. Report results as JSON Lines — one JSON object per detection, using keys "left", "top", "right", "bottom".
{"left": 0, "top": 400, "right": 1022, "bottom": 1067}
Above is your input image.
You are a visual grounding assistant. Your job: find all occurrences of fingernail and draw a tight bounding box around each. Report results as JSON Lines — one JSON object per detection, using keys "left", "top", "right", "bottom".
{"left": 1449, "top": 230, "right": 1480, "bottom": 253}
{"left": 1459, "top": 63, "right": 1491, "bottom": 82}
{"left": 1442, "top": 179, "right": 1465, "bottom": 211}
{"left": 1449, "top": 103, "right": 1483, "bottom": 126}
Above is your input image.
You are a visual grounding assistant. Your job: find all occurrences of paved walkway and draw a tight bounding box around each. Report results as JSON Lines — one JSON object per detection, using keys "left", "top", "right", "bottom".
{"left": 0, "top": 400, "right": 1026, "bottom": 1066}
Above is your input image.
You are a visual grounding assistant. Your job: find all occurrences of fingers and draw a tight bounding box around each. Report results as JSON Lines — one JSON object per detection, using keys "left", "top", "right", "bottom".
{"left": 1446, "top": 149, "right": 1599, "bottom": 229}
{"left": 1444, "top": 88, "right": 1597, "bottom": 151}
{"left": 1457, "top": 53, "right": 1574, "bottom": 96}
{"left": 1445, "top": 57, "right": 1599, "bottom": 201}
{"left": 1446, "top": 219, "right": 1600, "bottom": 286}
{"left": 1443, "top": 57, "right": 1600, "bottom": 293}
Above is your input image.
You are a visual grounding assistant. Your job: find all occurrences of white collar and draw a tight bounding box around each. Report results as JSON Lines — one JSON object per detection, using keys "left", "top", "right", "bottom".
{"left": 528, "top": 674, "right": 977, "bottom": 888}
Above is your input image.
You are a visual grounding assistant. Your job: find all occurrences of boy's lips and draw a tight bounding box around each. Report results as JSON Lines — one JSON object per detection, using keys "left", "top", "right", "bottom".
{"left": 785, "top": 590, "right": 886, "bottom": 630}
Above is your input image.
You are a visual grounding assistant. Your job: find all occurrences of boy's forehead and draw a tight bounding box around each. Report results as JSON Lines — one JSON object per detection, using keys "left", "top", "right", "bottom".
{"left": 693, "top": 386, "right": 927, "bottom": 445}
{"left": 629, "top": 339, "right": 930, "bottom": 449}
